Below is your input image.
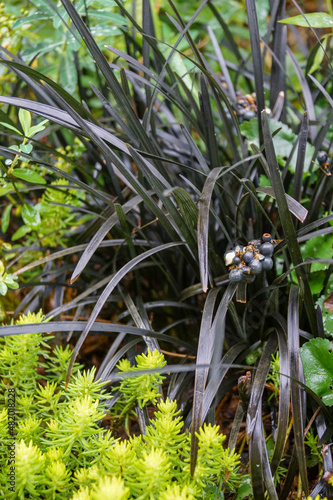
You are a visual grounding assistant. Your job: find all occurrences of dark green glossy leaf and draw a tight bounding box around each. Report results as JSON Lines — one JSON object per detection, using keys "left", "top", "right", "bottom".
{"left": 300, "top": 338, "right": 333, "bottom": 406}
{"left": 21, "top": 204, "right": 41, "bottom": 229}
{"left": 13, "top": 168, "right": 46, "bottom": 185}
{"left": 1, "top": 204, "right": 12, "bottom": 233}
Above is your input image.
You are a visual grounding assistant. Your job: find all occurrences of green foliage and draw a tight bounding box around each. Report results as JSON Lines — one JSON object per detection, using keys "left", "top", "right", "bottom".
{"left": 300, "top": 338, "right": 333, "bottom": 406}
{"left": 114, "top": 349, "right": 166, "bottom": 415}
{"left": 240, "top": 117, "right": 315, "bottom": 174}
{"left": 0, "top": 330, "right": 245, "bottom": 499}
{"left": 279, "top": 12, "right": 333, "bottom": 29}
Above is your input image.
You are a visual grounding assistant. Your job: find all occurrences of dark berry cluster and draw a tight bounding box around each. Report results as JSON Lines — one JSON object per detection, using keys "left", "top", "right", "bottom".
{"left": 225, "top": 234, "right": 275, "bottom": 283}
{"left": 235, "top": 90, "right": 257, "bottom": 123}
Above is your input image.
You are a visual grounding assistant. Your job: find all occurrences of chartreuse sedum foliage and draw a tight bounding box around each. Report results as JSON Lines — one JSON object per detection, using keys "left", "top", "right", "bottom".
{"left": 0, "top": 313, "right": 246, "bottom": 499}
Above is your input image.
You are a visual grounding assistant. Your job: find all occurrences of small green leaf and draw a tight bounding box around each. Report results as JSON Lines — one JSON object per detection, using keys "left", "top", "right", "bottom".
{"left": 309, "top": 37, "right": 329, "bottom": 74}
{"left": 0, "top": 281, "right": 8, "bottom": 296}
{"left": 279, "top": 12, "right": 333, "bottom": 28}
{"left": 1, "top": 204, "right": 12, "bottom": 233}
{"left": 12, "top": 225, "right": 31, "bottom": 241}
{"left": 4, "top": 275, "right": 19, "bottom": 289}
{"left": 0, "top": 185, "right": 15, "bottom": 197}
{"left": 22, "top": 204, "right": 41, "bottom": 229}
{"left": 18, "top": 109, "right": 31, "bottom": 137}
{"left": 8, "top": 145, "right": 20, "bottom": 153}
{"left": 0, "top": 122, "right": 21, "bottom": 135}
{"left": 12, "top": 168, "right": 46, "bottom": 184}
{"left": 20, "top": 143, "right": 33, "bottom": 154}
{"left": 300, "top": 338, "right": 333, "bottom": 406}
{"left": 28, "top": 120, "right": 49, "bottom": 137}
{"left": 235, "top": 477, "right": 252, "bottom": 500}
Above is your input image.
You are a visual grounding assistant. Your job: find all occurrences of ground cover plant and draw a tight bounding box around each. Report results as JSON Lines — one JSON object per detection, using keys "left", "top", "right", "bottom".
{"left": 0, "top": 0, "right": 333, "bottom": 498}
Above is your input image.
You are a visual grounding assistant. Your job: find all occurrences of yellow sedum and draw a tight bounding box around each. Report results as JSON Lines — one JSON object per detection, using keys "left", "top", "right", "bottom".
{"left": 159, "top": 484, "right": 195, "bottom": 500}
{"left": 91, "top": 476, "right": 130, "bottom": 500}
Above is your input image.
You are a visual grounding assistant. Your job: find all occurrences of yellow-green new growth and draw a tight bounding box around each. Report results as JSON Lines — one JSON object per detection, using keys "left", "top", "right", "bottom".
{"left": 115, "top": 349, "right": 166, "bottom": 414}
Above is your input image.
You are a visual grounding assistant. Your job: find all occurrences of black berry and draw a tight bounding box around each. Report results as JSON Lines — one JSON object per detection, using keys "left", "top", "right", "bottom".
{"left": 243, "top": 251, "right": 254, "bottom": 264}
{"left": 233, "top": 256, "right": 242, "bottom": 266}
{"left": 249, "top": 259, "right": 263, "bottom": 275}
{"left": 317, "top": 151, "right": 328, "bottom": 164}
{"left": 229, "top": 269, "right": 243, "bottom": 282}
{"left": 261, "top": 233, "right": 272, "bottom": 242}
{"left": 260, "top": 242, "right": 274, "bottom": 257}
{"left": 262, "top": 257, "right": 273, "bottom": 270}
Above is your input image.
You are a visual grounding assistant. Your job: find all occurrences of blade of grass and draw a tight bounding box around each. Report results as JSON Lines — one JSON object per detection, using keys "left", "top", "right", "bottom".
{"left": 202, "top": 343, "right": 245, "bottom": 422}
{"left": 249, "top": 403, "right": 265, "bottom": 500}
{"left": 256, "top": 186, "right": 308, "bottom": 222}
{"left": 270, "top": 328, "right": 290, "bottom": 476}
{"left": 60, "top": 0, "right": 158, "bottom": 156}
{"left": 246, "top": 332, "right": 278, "bottom": 438}
{"left": 191, "top": 282, "right": 238, "bottom": 475}
{"left": 207, "top": 26, "right": 237, "bottom": 105}
{"left": 191, "top": 287, "right": 220, "bottom": 475}
{"left": 0, "top": 58, "right": 89, "bottom": 115}
{"left": 199, "top": 75, "right": 220, "bottom": 170}
{"left": 0, "top": 321, "right": 193, "bottom": 352}
{"left": 261, "top": 110, "right": 318, "bottom": 337}
{"left": 292, "top": 111, "right": 309, "bottom": 203}
{"left": 198, "top": 167, "right": 223, "bottom": 292}
{"left": 269, "top": 2, "right": 287, "bottom": 122}
{"left": 0, "top": 96, "right": 129, "bottom": 153}
{"left": 261, "top": 419, "right": 279, "bottom": 500}
{"left": 288, "top": 284, "right": 309, "bottom": 496}
{"left": 245, "top": 0, "right": 265, "bottom": 146}
{"left": 66, "top": 242, "right": 183, "bottom": 385}
{"left": 287, "top": 47, "right": 316, "bottom": 142}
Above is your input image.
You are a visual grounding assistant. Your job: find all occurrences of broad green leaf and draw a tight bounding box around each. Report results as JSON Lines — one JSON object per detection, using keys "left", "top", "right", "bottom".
{"left": 13, "top": 168, "right": 46, "bottom": 184}
{"left": 1, "top": 204, "right": 12, "bottom": 233}
{"left": 21, "top": 204, "right": 41, "bottom": 229}
{"left": 300, "top": 338, "right": 333, "bottom": 406}
{"left": 12, "top": 13, "right": 51, "bottom": 29}
{"left": 302, "top": 234, "right": 333, "bottom": 272}
{"left": 0, "top": 282, "right": 7, "bottom": 296}
{"left": 279, "top": 12, "right": 333, "bottom": 28}
{"left": 12, "top": 225, "right": 30, "bottom": 241}
{"left": 240, "top": 118, "right": 315, "bottom": 173}
{"left": 19, "top": 109, "right": 31, "bottom": 137}
{"left": 20, "top": 144, "right": 33, "bottom": 154}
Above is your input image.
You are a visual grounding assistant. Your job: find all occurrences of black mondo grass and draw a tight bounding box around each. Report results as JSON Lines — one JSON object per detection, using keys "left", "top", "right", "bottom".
{"left": 0, "top": 0, "right": 333, "bottom": 498}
